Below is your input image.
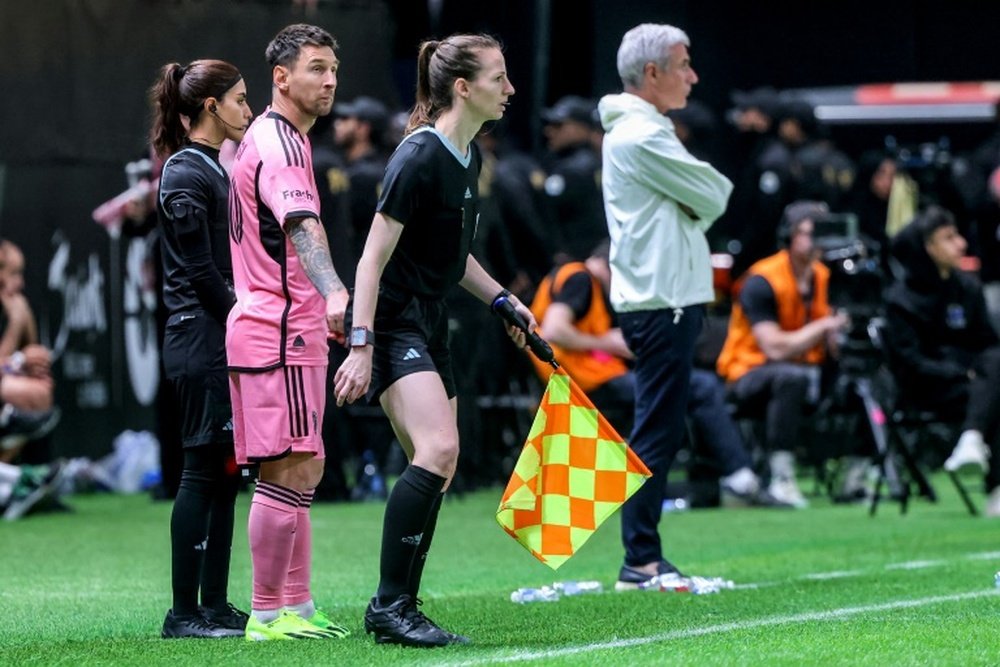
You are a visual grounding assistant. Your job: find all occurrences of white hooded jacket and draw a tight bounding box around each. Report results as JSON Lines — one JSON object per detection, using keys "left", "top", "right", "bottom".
{"left": 599, "top": 93, "right": 733, "bottom": 313}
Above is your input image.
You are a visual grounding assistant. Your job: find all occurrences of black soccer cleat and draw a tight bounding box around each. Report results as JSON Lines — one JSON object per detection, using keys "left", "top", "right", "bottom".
{"left": 161, "top": 609, "right": 244, "bottom": 639}
{"left": 200, "top": 603, "right": 250, "bottom": 631}
{"left": 406, "top": 597, "right": 470, "bottom": 645}
{"left": 615, "top": 558, "right": 685, "bottom": 591}
{"left": 363, "top": 595, "right": 458, "bottom": 648}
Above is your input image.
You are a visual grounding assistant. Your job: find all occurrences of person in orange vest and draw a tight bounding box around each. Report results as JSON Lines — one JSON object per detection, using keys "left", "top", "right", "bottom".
{"left": 717, "top": 201, "right": 849, "bottom": 508}
{"left": 530, "top": 241, "right": 790, "bottom": 509}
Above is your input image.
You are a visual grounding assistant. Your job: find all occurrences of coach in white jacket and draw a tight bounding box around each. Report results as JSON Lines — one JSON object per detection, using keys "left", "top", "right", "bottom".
{"left": 599, "top": 23, "right": 733, "bottom": 590}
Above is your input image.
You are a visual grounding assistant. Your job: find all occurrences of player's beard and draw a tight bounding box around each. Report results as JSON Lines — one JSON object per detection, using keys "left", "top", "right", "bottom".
{"left": 309, "top": 95, "right": 335, "bottom": 119}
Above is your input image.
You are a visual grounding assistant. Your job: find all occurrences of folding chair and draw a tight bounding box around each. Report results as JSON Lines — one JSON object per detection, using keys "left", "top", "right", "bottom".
{"left": 868, "top": 318, "right": 975, "bottom": 516}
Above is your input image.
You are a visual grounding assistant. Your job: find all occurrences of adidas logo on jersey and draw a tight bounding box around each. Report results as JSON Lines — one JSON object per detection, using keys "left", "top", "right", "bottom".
{"left": 293, "top": 335, "right": 305, "bottom": 347}
{"left": 402, "top": 348, "right": 421, "bottom": 360}
{"left": 464, "top": 187, "right": 472, "bottom": 199}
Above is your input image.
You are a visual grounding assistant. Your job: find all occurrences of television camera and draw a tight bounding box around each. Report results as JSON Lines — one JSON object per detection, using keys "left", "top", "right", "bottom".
{"left": 813, "top": 213, "right": 933, "bottom": 506}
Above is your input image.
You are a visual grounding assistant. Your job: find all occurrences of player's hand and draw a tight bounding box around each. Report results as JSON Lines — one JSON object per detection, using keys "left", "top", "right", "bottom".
{"left": 325, "top": 288, "right": 350, "bottom": 344}
{"left": 334, "top": 347, "right": 372, "bottom": 406}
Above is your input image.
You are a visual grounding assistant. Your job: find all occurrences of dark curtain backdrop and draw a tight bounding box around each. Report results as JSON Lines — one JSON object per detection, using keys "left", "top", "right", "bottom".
{"left": 0, "top": 0, "right": 396, "bottom": 458}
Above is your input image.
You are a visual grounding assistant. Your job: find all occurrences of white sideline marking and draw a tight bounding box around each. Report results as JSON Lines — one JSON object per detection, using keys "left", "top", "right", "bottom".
{"left": 737, "top": 550, "right": 999, "bottom": 589}
{"left": 886, "top": 559, "right": 946, "bottom": 570}
{"left": 802, "top": 569, "right": 866, "bottom": 580}
{"left": 448, "top": 589, "right": 1000, "bottom": 666}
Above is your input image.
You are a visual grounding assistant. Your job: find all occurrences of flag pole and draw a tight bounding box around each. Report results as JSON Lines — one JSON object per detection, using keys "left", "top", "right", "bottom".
{"left": 491, "top": 294, "right": 560, "bottom": 370}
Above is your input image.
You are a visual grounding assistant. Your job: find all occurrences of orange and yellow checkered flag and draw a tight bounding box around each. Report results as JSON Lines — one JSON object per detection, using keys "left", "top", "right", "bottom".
{"left": 496, "top": 368, "right": 652, "bottom": 569}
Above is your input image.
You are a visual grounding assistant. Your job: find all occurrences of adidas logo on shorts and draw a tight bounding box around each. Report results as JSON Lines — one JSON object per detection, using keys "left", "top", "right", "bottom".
{"left": 402, "top": 348, "right": 421, "bottom": 360}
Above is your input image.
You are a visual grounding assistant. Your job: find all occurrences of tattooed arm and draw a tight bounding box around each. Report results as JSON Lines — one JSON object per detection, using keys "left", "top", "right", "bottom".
{"left": 287, "top": 216, "right": 349, "bottom": 341}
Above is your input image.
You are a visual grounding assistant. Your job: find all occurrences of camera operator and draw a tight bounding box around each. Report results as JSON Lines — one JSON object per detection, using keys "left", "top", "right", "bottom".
{"left": 717, "top": 201, "right": 849, "bottom": 507}
{"left": 885, "top": 206, "right": 1000, "bottom": 516}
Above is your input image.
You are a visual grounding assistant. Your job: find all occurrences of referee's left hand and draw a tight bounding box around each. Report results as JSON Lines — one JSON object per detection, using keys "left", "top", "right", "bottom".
{"left": 503, "top": 295, "right": 536, "bottom": 349}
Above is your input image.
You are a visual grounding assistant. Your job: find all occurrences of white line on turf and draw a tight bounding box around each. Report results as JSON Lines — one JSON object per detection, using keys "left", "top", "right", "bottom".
{"left": 736, "top": 550, "right": 998, "bottom": 589}
{"left": 801, "top": 569, "right": 867, "bottom": 580}
{"left": 885, "top": 559, "right": 947, "bottom": 570}
{"left": 447, "top": 589, "right": 1000, "bottom": 666}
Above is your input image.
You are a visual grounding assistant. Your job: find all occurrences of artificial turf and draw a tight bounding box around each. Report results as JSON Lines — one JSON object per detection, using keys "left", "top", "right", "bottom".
{"left": 1, "top": 474, "right": 998, "bottom": 666}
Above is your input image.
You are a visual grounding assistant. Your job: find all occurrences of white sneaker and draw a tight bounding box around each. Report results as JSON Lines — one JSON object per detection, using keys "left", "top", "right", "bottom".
{"left": 834, "top": 456, "right": 872, "bottom": 502}
{"left": 720, "top": 467, "right": 759, "bottom": 495}
{"left": 985, "top": 488, "right": 1000, "bottom": 518}
{"left": 767, "top": 476, "right": 809, "bottom": 509}
{"left": 944, "top": 430, "right": 989, "bottom": 473}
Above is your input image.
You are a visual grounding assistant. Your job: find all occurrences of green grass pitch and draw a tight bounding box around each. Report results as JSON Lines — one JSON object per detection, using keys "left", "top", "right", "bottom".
{"left": 2, "top": 474, "right": 999, "bottom": 666}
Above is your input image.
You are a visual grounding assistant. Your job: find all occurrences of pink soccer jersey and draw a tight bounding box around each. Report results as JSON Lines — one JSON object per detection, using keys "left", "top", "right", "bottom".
{"left": 227, "top": 109, "right": 328, "bottom": 370}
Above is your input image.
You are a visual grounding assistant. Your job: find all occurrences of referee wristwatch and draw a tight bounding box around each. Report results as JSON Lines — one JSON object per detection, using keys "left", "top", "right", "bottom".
{"left": 349, "top": 326, "right": 375, "bottom": 348}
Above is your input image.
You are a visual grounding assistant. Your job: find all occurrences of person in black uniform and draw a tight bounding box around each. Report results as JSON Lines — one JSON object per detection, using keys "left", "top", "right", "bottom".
{"left": 334, "top": 96, "right": 391, "bottom": 266}
{"left": 149, "top": 59, "right": 253, "bottom": 639}
{"left": 333, "top": 33, "right": 532, "bottom": 647}
{"left": 541, "top": 96, "right": 607, "bottom": 261}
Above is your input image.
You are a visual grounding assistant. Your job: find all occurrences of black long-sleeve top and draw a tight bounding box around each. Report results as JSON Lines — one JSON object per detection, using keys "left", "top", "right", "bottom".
{"left": 156, "top": 143, "right": 235, "bottom": 326}
{"left": 885, "top": 222, "right": 998, "bottom": 385}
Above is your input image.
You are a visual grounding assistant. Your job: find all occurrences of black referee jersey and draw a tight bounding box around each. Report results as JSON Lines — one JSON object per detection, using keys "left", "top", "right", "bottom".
{"left": 157, "top": 143, "right": 235, "bottom": 325}
{"left": 376, "top": 127, "right": 482, "bottom": 299}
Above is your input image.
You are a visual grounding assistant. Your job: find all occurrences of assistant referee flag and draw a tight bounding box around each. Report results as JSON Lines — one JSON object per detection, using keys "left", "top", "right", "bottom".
{"left": 496, "top": 368, "right": 652, "bottom": 569}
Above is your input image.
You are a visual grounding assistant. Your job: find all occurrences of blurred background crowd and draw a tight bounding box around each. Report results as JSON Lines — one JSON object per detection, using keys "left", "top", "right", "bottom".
{"left": 1, "top": 0, "right": 999, "bottom": 517}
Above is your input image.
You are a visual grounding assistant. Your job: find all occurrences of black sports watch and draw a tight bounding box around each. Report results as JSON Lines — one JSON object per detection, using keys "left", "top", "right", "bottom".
{"left": 349, "top": 326, "right": 375, "bottom": 348}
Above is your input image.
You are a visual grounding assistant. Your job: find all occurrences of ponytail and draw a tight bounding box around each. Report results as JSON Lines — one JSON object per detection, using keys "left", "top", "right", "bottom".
{"left": 149, "top": 63, "right": 188, "bottom": 159}
{"left": 406, "top": 40, "right": 439, "bottom": 135}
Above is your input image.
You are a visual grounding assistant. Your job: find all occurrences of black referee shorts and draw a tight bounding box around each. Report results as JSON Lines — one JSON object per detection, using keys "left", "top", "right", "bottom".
{"left": 162, "top": 311, "right": 233, "bottom": 447}
{"left": 351, "top": 286, "right": 456, "bottom": 403}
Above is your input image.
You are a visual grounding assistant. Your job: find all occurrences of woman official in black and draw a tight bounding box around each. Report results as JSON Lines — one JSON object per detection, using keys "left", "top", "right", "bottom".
{"left": 150, "top": 59, "right": 252, "bottom": 639}
{"left": 334, "top": 34, "right": 533, "bottom": 647}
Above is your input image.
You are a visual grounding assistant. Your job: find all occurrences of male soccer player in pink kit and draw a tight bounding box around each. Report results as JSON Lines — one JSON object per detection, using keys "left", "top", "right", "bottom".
{"left": 227, "top": 23, "right": 350, "bottom": 641}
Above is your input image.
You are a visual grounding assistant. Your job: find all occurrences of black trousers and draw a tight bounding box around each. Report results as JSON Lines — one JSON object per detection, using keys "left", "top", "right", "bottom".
{"left": 728, "top": 362, "right": 818, "bottom": 455}
{"left": 617, "top": 305, "right": 703, "bottom": 567}
{"left": 907, "top": 345, "right": 1000, "bottom": 491}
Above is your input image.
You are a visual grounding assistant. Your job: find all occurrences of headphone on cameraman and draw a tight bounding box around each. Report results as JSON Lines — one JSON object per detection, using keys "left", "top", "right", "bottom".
{"left": 776, "top": 200, "right": 828, "bottom": 247}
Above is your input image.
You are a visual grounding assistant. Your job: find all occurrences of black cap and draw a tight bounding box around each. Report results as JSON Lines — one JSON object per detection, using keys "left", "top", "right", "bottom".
{"left": 541, "top": 96, "right": 598, "bottom": 128}
{"left": 333, "top": 96, "right": 389, "bottom": 133}
{"left": 731, "top": 87, "right": 779, "bottom": 116}
{"left": 775, "top": 99, "right": 817, "bottom": 135}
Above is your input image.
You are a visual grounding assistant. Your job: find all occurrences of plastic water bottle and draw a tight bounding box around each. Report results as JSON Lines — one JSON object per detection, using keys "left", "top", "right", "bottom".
{"left": 510, "top": 586, "right": 560, "bottom": 603}
{"left": 661, "top": 497, "right": 689, "bottom": 513}
{"left": 352, "top": 450, "right": 387, "bottom": 501}
{"left": 994, "top": 571, "right": 1000, "bottom": 588}
{"left": 552, "top": 580, "right": 603, "bottom": 596}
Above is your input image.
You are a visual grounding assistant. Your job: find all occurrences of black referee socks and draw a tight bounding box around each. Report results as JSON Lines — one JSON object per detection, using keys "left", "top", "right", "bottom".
{"left": 376, "top": 464, "right": 446, "bottom": 605}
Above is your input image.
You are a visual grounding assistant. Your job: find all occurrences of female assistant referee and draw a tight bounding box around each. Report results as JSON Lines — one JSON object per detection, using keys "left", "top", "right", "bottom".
{"left": 149, "top": 59, "right": 252, "bottom": 639}
{"left": 333, "top": 33, "right": 533, "bottom": 647}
